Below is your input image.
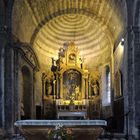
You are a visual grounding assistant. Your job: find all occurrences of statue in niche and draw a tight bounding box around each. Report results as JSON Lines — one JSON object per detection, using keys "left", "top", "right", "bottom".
{"left": 45, "top": 79, "right": 53, "bottom": 97}
{"left": 63, "top": 85, "right": 69, "bottom": 99}
{"left": 69, "top": 53, "right": 76, "bottom": 63}
{"left": 91, "top": 79, "right": 99, "bottom": 96}
{"left": 75, "top": 85, "right": 80, "bottom": 99}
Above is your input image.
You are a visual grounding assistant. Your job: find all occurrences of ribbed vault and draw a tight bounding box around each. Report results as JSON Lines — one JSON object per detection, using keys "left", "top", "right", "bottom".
{"left": 12, "top": 0, "right": 125, "bottom": 70}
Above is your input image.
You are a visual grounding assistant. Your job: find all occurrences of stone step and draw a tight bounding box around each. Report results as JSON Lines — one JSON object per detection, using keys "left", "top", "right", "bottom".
{"left": 98, "top": 132, "right": 126, "bottom": 140}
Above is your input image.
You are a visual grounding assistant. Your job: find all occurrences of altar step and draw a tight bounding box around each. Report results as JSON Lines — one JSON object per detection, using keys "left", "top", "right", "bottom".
{"left": 98, "top": 132, "right": 136, "bottom": 140}
{"left": 1, "top": 133, "right": 136, "bottom": 140}
{"left": 1, "top": 134, "right": 25, "bottom": 140}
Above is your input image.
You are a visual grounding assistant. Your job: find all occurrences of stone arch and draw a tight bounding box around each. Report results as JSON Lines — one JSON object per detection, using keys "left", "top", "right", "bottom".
{"left": 30, "top": 10, "right": 110, "bottom": 45}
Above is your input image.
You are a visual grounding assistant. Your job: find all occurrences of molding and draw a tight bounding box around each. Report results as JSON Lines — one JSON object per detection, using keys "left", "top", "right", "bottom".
{"left": 14, "top": 42, "right": 40, "bottom": 71}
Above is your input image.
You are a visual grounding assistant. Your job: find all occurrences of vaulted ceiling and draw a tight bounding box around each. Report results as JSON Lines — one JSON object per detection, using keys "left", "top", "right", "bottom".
{"left": 12, "top": 0, "right": 126, "bottom": 70}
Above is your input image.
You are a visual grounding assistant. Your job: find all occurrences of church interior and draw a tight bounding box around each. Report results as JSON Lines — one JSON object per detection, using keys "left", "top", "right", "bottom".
{"left": 0, "top": 0, "right": 140, "bottom": 139}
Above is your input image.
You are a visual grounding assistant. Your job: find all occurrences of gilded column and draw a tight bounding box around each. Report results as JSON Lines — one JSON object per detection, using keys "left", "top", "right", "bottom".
{"left": 82, "top": 76, "right": 85, "bottom": 99}
{"left": 59, "top": 75, "right": 63, "bottom": 99}
{"left": 88, "top": 79, "right": 91, "bottom": 98}
{"left": 85, "top": 78, "right": 88, "bottom": 99}
{"left": 53, "top": 80, "right": 56, "bottom": 99}
{"left": 56, "top": 74, "right": 59, "bottom": 99}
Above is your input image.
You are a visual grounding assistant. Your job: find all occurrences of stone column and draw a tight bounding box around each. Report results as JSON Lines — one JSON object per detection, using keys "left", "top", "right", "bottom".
{"left": 4, "top": 43, "right": 15, "bottom": 136}
{"left": 0, "top": 24, "right": 15, "bottom": 137}
{"left": 13, "top": 48, "right": 20, "bottom": 121}
{"left": 133, "top": 26, "right": 140, "bottom": 129}
{"left": 0, "top": 0, "right": 15, "bottom": 137}
{"left": 0, "top": 30, "right": 5, "bottom": 134}
{"left": 0, "top": 0, "right": 6, "bottom": 135}
{"left": 124, "top": 25, "right": 135, "bottom": 137}
{"left": 32, "top": 70, "right": 36, "bottom": 119}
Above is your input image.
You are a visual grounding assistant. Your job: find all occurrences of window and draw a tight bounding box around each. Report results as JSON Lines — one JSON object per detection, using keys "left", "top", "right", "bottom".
{"left": 102, "top": 65, "right": 111, "bottom": 106}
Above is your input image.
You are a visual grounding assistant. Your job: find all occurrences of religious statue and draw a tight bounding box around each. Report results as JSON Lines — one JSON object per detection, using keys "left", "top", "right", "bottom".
{"left": 46, "top": 80, "right": 53, "bottom": 96}
{"left": 75, "top": 85, "right": 80, "bottom": 99}
{"left": 91, "top": 79, "right": 99, "bottom": 96}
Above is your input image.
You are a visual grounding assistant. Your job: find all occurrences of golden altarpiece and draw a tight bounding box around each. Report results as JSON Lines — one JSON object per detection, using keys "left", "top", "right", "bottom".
{"left": 42, "top": 42, "right": 101, "bottom": 119}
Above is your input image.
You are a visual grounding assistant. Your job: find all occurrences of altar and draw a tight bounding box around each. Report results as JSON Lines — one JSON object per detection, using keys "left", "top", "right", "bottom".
{"left": 14, "top": 120, "right": 107, "bottom": 140}
{"left": 42, "top": 42, "right": 101, "bottom": 119}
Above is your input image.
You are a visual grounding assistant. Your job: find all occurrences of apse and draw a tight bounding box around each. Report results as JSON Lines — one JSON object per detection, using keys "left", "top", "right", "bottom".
{"left": 12, "top": 0, "right": 125, "bottom": 71}
{"left": 11, "top": 1, "right": 127, "bottom": 138}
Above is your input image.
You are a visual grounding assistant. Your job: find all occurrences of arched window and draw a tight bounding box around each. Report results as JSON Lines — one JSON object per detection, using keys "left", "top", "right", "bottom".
{"left": 102, "top": 65, "right": 111, "bottom": 106}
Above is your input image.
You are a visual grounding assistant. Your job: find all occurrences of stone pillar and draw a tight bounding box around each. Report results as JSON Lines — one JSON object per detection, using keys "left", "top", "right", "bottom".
{"left": 32, "top": 70, "right": 35, "bottom": 119}
{"left": 0, "top": 0, "right": 6, "bottom": 135}
{"left": 0, "top": 0, "right": 21, "bottom": 137}
{"left": 4, "top": 44, "right": 15, "bottom": 136}
{"left": 133, "top": 26, "right": 140, "bottom": 130}
{"left": 0, "top": 23, "right": 15, "bottom": 137}
{"left": 124, "top": 25, "right": 135, "bottom": 137}
{"left": 0, "top": 29, "right": 5, "bottom": 135}
{"left": 41, "top": 73, "right": 45, "bottom": 117}
{"left": 13, "top": 48, "right": 20, "bottom": 121}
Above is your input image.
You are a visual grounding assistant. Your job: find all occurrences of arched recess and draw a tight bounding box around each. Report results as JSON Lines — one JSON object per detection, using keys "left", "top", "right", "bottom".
{"left": 12, "top": 42, "right": 40, "bottom": 120}
{"left": 21, "top": 66, "right": 32, "bottom": 119}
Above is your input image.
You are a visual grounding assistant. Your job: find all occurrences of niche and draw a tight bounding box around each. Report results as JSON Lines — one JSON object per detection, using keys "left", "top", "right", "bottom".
{"left": 21, "top": 66, "right": 32, "bottom": 119}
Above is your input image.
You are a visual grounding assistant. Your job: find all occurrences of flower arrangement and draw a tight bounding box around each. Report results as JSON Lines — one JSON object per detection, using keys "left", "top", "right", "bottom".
{"left": 47, "top": 123, "right": 73, "bottom": 140}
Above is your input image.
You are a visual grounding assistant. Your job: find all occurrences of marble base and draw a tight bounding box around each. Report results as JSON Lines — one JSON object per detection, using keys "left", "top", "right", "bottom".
{"left": 14, "top": 120, "right": 107, "bottom": 140}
